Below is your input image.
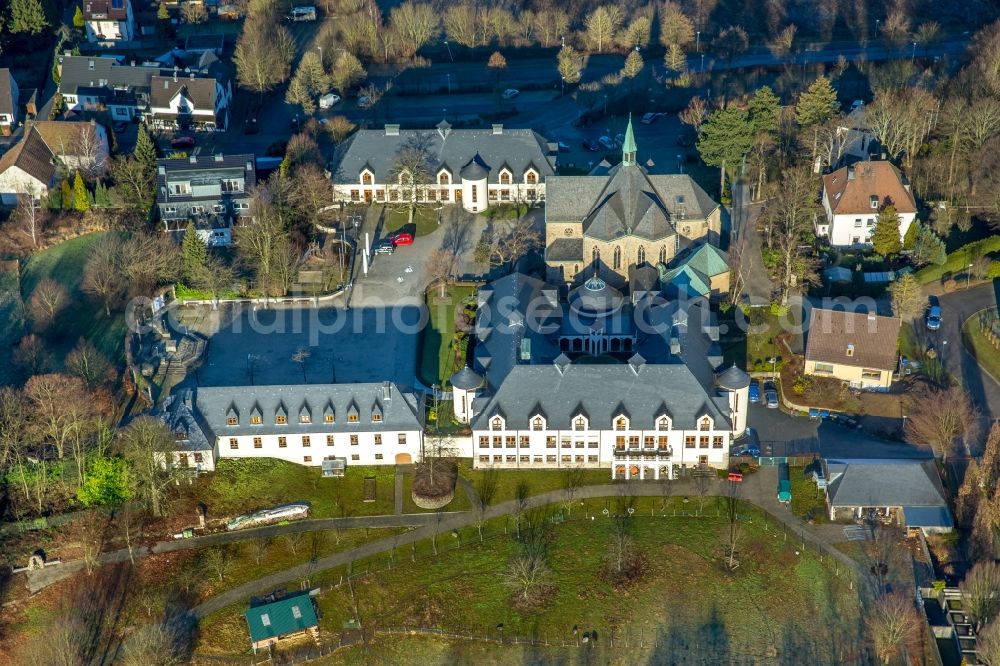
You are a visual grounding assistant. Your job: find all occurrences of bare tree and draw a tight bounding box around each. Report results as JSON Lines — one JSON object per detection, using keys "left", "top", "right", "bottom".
{"left": 583, "top": 5, "right": 622, "bottom": 53}
{"left": 679, "top": 95, "right": 708, "bottom": 134}
{"left": 66, "top": 338, "right": 112, "bottom": 389}
{"left": 11, "top": 194, "right": 47, "bottom": 248}
{"left": 503, "top": 550, "right": 551, "bottom": 601}
{"left": 388, "top": 1, "right": 438, "bottom": 59}
{"left": 889, "top": 273, "right": 924, "bottom": 318}
{"left": 28, "top": 277, "right": 68, "bottom": 331}
{"left": 474, "top": 466, "right": 499, "bottom": 541}
{"left": 723, "top": 479, "right": 742, "bottom": 570}
{"left": 120, "top": 231, "right": 181, "bottom": 297}
{"left": 693, "top": 473, "right": 711, "bottom": 515}
{"left": 904, "top": 385, "right": 979, "bottom": 462}
{"left": 962, "top": 561, "right": 1000, "bottom": 630}
{"left": 247, "top": 535, "right": 272, "bottom": 565}
{"left": 760, "top": 168, "right": 818, "bottom": 305}
{"left": 119, "top": 417, "right": 178, "bottom": 517}
{"left": 292, "top": 347, "right": 311, "bottom": 382}
{"left": 82, "top": 233, "right": 124, "bottom": 315}
{"left": 474, "top": 218, "right": 541, "bottom": 271}
{"left": 866, "top": 88, "right": 936, "bottom": 169}
{"left": 119, "top": 621, "right": 185, "bottom": 666}
{"left": 978, "top": 619, "right": 1000, "bottom": 666}
{"left": 234, "top": 15, "right": 295, "bottom": 93}
{"left": 560, "top": 466, "right": 586, "bottom": 516}
{"left": 25, "top": 373, "right": 89, "bottom": 459}
{"left": 868, "top": 592, "right": 920, "bottom": 665}
{"left": 388, "top": 133, "right": 434, "bottom": 226}
{"left": 426, "top": 248, "right": 459, "bottom": 297}
{"left": 607, "top": 492, "right": 637, "bottom": 575}
{"left": 282, "top": 530, "right": 306, "bottom": 556}
{"left": 202, "top": 544, "right": 235, "bottom": 581}
{"left": 324, "top": 115, "right": 357, "bottom": 145}
{"left": 860, "top": 520, "right": 903, "bottom": 597}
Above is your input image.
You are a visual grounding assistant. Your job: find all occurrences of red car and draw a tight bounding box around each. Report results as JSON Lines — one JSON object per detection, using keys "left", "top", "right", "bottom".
{"left": 170, "top": 136, "right": 196, "bottom": 148}
{"left": 390, "top": 233, "right": 414, "bottom": 246}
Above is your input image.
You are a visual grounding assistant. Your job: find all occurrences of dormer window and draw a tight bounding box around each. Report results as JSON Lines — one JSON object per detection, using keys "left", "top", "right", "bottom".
{"left": 491, "top": 417, "right": 503, "bottom": 431}
{"left": 348, "top": 413, "right": 359, "bottom": 423}
{"left": 276, "top": 415, "right": 286, "bottom": 424}
{"left": 227, "top": 416, "right": 238, "bottom": 426}
{"left": 846, "top": 344, "right": 855, "bottom": 357}
{"left": 870, "top": 195, "right": 879, "bottom": 209}
{"left": 615, "top": 417, "right": 628, "bottom": 431}
{"left": 574, "top": 416, "right": 587, "bottom": 431}
{"left": 525, "top": 170, "right": 537, "bottom": 185}
{"left": 251, "top": 415, "right": 262, "bottom": 425}
{"left": 300, "top": 413, "right": 310, "bottom": 424}
{"left": 438, "top": 172, "right": 450, "bottom": 185}
{"left": 699, "top": 417, "right": 711, "bottom": 431}
{"left": 325, "top": 414, "right": 334, "bottom": 423}
{"left": 361, "top": 170, "right": 373, "bottom": 185}
{"left": 532, "top": 416, "right": 544, "bottom": 431}
{"left": 499, "top": 171, "right": 511, "bottom": 185}
{"left": 657, "top": 417, "right": 670, "bottom": 431}
{"left": 372, "top": 412, "right": 382, "bottom": 422}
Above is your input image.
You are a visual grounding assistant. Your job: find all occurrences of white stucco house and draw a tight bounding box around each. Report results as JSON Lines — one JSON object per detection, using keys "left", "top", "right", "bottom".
{"left": 83, "top": 0, "right": 135, "bottom": 43}
{"left": 330, "top": 120, "right": 557, "bottom": 214}
{"left": 819, "top": 161, "right": 917, "bottom": 248}
{"left": 0, "top": 68, "right": 19, "bottom": 136}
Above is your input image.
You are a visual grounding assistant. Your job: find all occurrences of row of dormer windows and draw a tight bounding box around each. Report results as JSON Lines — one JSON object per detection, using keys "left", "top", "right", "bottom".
{"left": 359, "top": 168, "right": 539, "bottom": 186}
{"left": 498, "top": 415, "right": 713, "bottom": 432}
{"left": 226, "top": 411, "right": 375, "bottom": 426}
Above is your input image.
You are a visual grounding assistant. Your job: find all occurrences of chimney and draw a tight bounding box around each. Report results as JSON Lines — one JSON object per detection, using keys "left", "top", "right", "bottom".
{"left": 382, "top": 381, "right": 391, "bottom": 401}
{"left": 189, "top": 155, "right": 197, "bottom": 164}
{"left": 867, "top": 311, "right": 876, "bottom": 323}
{"left": 157, "top": 165, "right": 165, "bottom": 175}
{"left": 214, "top": 153, "right": 223, "bottom": 162}
{"left": 670, "top": 336, "right": 681, "bottom": 355}
{"left": 246, "top": 160, "right": 253, "bottom": 172}
{"left": 88, "top": 59, "right": 95, "bottom": 71}
{"left": 190, "top": 71, "right": 195, "bottom": 80}
{"left": 847, "top": 165, "right": 855, "bottom": 181}
{"left": 385, "top": 124, "right": 400, "bottom": 136}
{"left": 492, "top": 124, "right": 503, "bottom": 135}
{"left": 553, "top": 353, "right": 571, "bottom": 376}
{"left": 173, "top": 66, "right": 178, "bottom": 82}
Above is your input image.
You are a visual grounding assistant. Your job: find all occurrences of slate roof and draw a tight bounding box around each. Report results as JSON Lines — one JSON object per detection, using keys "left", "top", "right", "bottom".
{"left": 245, "top": 592, "right": 318, "bottom": 644}
{"left": 149, "top": 75, "right": 219, "bottom": 109}
{"left": 450, "top": 366, "right": 484, "bottom": 391}
{"left": 581, "top": 164, "right": 674, "bottom": 241}
{"left": 546, "top": 171, "right": 719, "bottom": 230}
{"left": 194, "top": 382, "right": 422, "bottom": 438}
{"left": 58, "top": 56, "right": 164, "bottom": 98}
{"left": 471, "top": 361, "right": 731, "bottom": 431}
{"left": 154, "top": 389, "right": 213, "bottom": 452}
{"left": 0, "top": 69, "right": 16, "bottom": 117}
{"left": 156, "top": 153, "right": 255, "bottom": 204}
{"left": 825, "top": 458, "right": 949, "bottom": 511}
{"left": 901, "top": 506, "right": 953, "bottom": 529}
{"left": 331, "top": 125, "right": 555, "bottom": 185}
{"left": 0, "top": 127, "right": 55, "bottom": 185}
{"left": 805, "top": 308, "right": 901, "bottom": 371}
{"left": 545, "top": 237, "right": 584, "bottom": 262}
{"left": 717, "top": 364, "right": 751, "bottom": 390}
{"left": 823, "top": 161, "right": 916, "bottom": 215}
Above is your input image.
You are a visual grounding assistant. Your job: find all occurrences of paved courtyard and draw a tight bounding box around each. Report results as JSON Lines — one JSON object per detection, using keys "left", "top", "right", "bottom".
{"left": 175, "top": 303, "right": 424, "bottom": 390}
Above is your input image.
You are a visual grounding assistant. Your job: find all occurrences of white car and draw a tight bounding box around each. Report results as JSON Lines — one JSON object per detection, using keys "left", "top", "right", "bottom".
{"left": 501, "top": 88, "right": 519, "bottom": 100}
{"left": 319, "top": 93, "right": 341, "bottom": 109}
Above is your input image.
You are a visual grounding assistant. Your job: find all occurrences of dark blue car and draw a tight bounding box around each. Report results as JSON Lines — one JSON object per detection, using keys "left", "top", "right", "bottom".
{"left": 748, "top": 380, "right": 760, "bottom": 404}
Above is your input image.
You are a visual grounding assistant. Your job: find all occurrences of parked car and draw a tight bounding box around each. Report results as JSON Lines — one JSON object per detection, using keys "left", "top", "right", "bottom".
{"left": 319, "top": 93, "right": 341, "bottom": 109}
{"left": 357, "top": 95, "right": 371, "bottom": 109}
{"left": 582, "top": 139, "right": 600, "bottom": 152}
{"left": 763, "top": 383, "right": 779, "bottom": 409}
{"left": 640, "top": 112, "right": 661, "bottom": 124}
{"left": 731, "top": 426, "right": 760, "bottom": 457}
{"left": 501, "top": 88, "right": 520, "bottom": 100}
{"left": 598, "top": 135, "right": 618, "bottom": 150}
{"left": 170, "top": 136, "right": 195, "bottom": 148}
{"left": 374, "top": 241, "right": 394, "bottom": 255}
{"left": 748, "top": 380, "right": 760, "bottom": 404}
{"left": 926, "top": 297, "right": 941, "bottom": 331}
{"left": 557, "top": 142, "right": 571, "bottom": 153}
{"left": 390, "top": 232, "right": 414, "bottom": 246}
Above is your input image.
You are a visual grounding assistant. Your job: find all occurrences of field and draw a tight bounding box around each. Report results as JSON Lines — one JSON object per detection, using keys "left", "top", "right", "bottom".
{"left": 457, "top": 460, "right": 612, "bottom": 505}
{"left": 20, "top": 232, "right": 127, "bottom": 364}
{"left": 196, "top": 459, "right": 397, "bottom": 519}
{"left": 418, "top": 285, "right": 476, "bottom": 387}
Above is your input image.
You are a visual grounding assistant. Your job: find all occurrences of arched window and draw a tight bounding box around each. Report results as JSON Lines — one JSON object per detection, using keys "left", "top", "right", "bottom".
{"left": 613, "top": 246, "right": 621, "bottom": 270}
{"left": 659, "top": 246, "right": 667, "bottom": 263}
{"left": 615, "top": 417, "right": 627, "bottom": 431}
{"left": 532, "top": 417, "right": 543, "bottom": 431}
{"left": 499, "top": 171, "right": 511, "bottom": 185}
{"left": 526, "top": 171, "right": 537, "bottom": 185}
{"left": 574, "top": 416, "right": 586, "bottom": 431}
{"left": 438, "top": 172, "right": 450, "bottom": 185}
{"left": 700, "top": 417, "right": 711, "bottom": 431}
{"left": 637, "top": 246, "right": 646, "bottom": 265}
{"left": 657, "top": 417, "right": 670, "bottom": 431}
{"left": 491, "top": 417, "right": 503, "bottom": 431}
{"left": 361, "top": 172, "right": 373, "bottom": 185}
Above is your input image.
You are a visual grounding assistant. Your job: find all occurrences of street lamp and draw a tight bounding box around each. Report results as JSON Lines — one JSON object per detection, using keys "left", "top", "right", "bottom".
{"left": 561, "top": 75, "right": 565, "bottom": 96}
{"left": 769, "top": 356, "right": 777, "bottom": 378}
{"left": 696, "top": 31, "right": 701, "bottom": 52}
{"left": 446, "top": 73, "right": 451, "bottom": 94}
{"left": 968, "top": 262, "right": 974, "bottom": 289}
{"left": 444, "top": 40, "right": 453, "bottom": 62}
{"left": 602, "top": 94, "right": 607, "bottom": 115}
{"left": 874, "top": 19, "right": 880, "bottom": 40}
{"left": 561, "top": 35, "right": 565, "bottom": 48}
{"left": 317, "top": 46, "right": 323, "bottom": 65}
{"left": 701, "top": 53, "right": 706, "bottom": 73}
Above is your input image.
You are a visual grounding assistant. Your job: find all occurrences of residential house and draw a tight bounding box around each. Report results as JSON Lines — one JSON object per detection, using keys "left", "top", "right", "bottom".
{"left": 544, "top": 118, "right": 723, "bottom": 287}
{"left": 0, "top": 69, "right": 19, "bottom": 136}
{"left": 153, "top": 389, "right": 216, "bottom": 472}
{"left": 819, "top": 161, "right": 917, "bottom": 248}
{"left": 452, "top": 271, "right": 748, "bottom": 479}
{"left": 804, "top": 307, "right": 901, "bottom": 390}
{"left": 156, "top": 153, "right": 255, "bottom": 245}
{"left": 0, "top": 120, "right": 109, "bottom": 204}
{"left": 330, "top": 120, "right": 556, "bottom": 213}
{"left": 245, "top": 592, "right": 319, "bottom": 652}
{"left": 192, "top": 382, "right": 424, "bottom": 467}
{"left": 82, "top": 0, "right": 135, "bottom": 43}
{"left": 58, "top": 56, "right": 230, "bottom": 131}
{"left": 824, "top": 458, "right": 952, "bottom": 534}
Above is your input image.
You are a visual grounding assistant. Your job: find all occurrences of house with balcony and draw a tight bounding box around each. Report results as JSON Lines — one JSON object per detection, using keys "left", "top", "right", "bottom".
{"left": 148, "top": 71, "right": 231, "bottom": 131}
{"left": 82, "top": 0, "right": 135, "bottom": 43}
{"left": 819, "top": 160, "right": 917, "bottom": 248}
{"left": 330, "top": 120, "right": 556, "bottom": 214}
{"left": 156, "top": 153, "right": 255, "bottom": 246}
{"left": 187, "top": 381, "right": 424, "bottom": 468}
{"left": 0, "top": 69, "right": 19, "bottom": 136}
{"left": 804, "top": 307, "right": 901, "bottom": 390}
{"left": 453, "top": 271, "right": 748, "bottom": 480}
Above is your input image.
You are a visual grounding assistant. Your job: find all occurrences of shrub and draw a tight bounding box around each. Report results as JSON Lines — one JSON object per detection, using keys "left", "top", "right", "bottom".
{"left": 770, "top": 302, "right": 789, "bottom": 316}
{"left": 942, "top": 278, "right": 957, "bottom": 293}
{"left": 792, "top": 375, "right": 812, "bottom": 395}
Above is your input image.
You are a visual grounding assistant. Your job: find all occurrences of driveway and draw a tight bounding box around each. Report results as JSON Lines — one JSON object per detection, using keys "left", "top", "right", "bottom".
{"left": 731, "top": 183, "right": 774, "bottom": 305}
{"left": 932, "top": 281, "right": 1000, "bottom": 421}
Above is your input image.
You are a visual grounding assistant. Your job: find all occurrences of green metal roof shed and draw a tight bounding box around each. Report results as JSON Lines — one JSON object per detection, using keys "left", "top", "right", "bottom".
{"left": 245, "top": 592, "right": 319, "bottom": 651}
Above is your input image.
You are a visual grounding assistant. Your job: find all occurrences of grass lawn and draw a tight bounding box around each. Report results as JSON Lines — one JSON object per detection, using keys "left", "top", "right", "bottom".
{"left": 915, "top": 236, "right": 1000, "bottom": 284}
{"left": 0, "top": 270, "right": 25, "bottom": 384}
{"left": 383, "top": 206, "right": 440, "bottom": 237}
{"left": 417, "top": 285, "right": 476, "bottom": 387}
{"left": 457, "top": 459, "right": 611, "bottom": 506}
{"left": 20, "top": 232, "right": 127, "bottom": 364}
{"left": 789, "top": 465, "right": 828, "bottom": 522}
{"left": 196, "top": 458, "right": 397, "bottom": 519}
{"left": 721, "top": 309, "right": 788, "bottom": 372}
{"left": 963, "top": 308, "right": 1000, "bottom": 383}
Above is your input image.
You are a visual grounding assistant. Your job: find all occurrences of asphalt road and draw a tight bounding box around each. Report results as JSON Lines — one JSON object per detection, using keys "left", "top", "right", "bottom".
{"left": 933, "top": 280, "right": 1000, "bottom": 421}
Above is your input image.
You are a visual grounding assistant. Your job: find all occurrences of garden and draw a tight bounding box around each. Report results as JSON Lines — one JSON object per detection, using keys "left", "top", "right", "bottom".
{"left": 417, "top": 285, "right": 477, "bottom": 388}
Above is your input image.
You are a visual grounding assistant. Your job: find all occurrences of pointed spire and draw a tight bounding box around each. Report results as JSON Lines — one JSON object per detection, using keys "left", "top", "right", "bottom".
{"left": 622, "top": 113, "right": 637, "bottom": 167}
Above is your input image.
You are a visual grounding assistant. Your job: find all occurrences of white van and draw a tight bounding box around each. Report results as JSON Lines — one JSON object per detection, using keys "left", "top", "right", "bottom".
{"left": 290, "top": 5, "right": 316, "bottom": 21}
{"left": 319, "top": 93, "right": 341, "bottom": 109}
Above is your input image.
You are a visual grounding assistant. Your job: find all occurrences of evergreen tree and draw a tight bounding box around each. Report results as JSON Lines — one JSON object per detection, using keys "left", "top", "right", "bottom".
{"left": 621, "top": 50, "right": 644, "bottom": 79}
{"left": 94, "top": 181, "right": 110, "bottom": 207}
{"left": 9, "top": 0, "right": 49, "bottom": 35}
{"left": 696, "top": 107, "right": 754, "bottom": 192}
{"left": 747, "top": 86, "right": 780, "bottom": 136}
{"left": 871, "top": 204, "right": 902, "bottom": 256}
{"left": 73, "top": 5, "right": 84, "bottom": 28}
{"left": 181, "top": 221, "right": 208, "bottom": 282}
{"left": 902, "top": 218, "right": 919, "bottom": 250}
{"left": 74, "top": 173, "right": 91, "bottom": 211}
{"left": 796, "top": 76, "right": 838, "bottom": 127}
{"left": 913, "top": 225, "right": 947, "bottom": 266}
{"left": 134, "top": 125, "right": 158, "bottom": 172}
{"left": 157, "top": 2, "right": 169, "bottom": 20}
{"left": 60, "top": 179, "right": 72, "bottom": 210}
